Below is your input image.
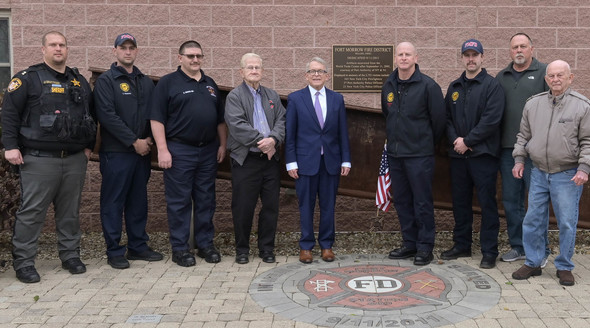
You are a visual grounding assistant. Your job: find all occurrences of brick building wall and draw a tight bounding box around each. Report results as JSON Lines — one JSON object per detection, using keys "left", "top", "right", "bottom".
{"left": 2, "top": 0, "right": 589, "bottom": 232}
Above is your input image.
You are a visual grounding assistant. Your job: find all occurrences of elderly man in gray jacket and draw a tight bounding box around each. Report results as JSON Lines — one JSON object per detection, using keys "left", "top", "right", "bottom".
{"left": 225, "top": 53, "right": 286, "bottom": 265}
{"left": 511, "top": 60, "right": 590, "bottom": 286}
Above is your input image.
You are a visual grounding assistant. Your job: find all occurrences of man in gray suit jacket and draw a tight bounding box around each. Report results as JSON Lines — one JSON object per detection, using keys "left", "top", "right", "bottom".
{"left": 225, "top": 53, "right": 286, "bottom": 265}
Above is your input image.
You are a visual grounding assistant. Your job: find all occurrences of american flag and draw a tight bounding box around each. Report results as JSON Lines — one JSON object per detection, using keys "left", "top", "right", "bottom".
{"left": 376, "top": 144, "right": 391, "bottom": 212}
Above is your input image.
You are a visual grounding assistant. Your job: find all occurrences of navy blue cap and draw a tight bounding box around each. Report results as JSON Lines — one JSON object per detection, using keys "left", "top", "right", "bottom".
{"left": 461, "top": 39, "right": 483, "bottom": 54}
{"left": 114, "top": 33, "right": 137, "bottom": 47}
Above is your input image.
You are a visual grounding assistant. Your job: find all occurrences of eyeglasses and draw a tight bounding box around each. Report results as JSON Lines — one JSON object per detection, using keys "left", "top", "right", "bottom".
{"left": 306, "top": 69, "right": 327, "bottom": 75}
{"left": 244, "top": 66, "right": 262, "bottom": 71}
{"left": 180, "top": 54, "right": 204, "bottom": 60}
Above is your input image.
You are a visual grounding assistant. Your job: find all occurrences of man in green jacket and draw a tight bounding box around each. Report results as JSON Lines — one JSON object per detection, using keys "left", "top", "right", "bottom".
{"left": 496, "top": 33, "right": 549, "bottom": 264}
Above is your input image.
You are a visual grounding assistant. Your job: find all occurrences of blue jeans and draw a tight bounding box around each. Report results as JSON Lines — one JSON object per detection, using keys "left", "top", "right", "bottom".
{"left": 499, "top": 148, "right": 531, "bottom": 252}
{"left": 523, "top": 167, "right": 582, "bottom": 270}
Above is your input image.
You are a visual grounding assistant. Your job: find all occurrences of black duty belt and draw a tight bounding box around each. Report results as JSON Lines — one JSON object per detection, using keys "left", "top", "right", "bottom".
{"left": 23, "top": 148, "right": 77, "bottom": 158}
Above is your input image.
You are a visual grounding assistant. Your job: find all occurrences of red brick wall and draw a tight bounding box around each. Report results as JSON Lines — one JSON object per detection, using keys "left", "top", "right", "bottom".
{"left": 3, "top": 1, "right": 588, "bottom": 232}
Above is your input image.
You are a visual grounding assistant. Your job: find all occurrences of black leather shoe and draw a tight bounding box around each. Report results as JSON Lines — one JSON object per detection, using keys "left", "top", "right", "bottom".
{"left": 108, "top": 256, "right": 130, "bottom": 269}
{"left": 62, "top": 258, "right": 87, "bottom": 274}
{"left": 15, "top": 266, "right": 40, "bottom": 283}
{"left": 235, "top": 253, "right": 249, "bottom": 264}
{"left": 413, "top": 251, "right": 434, "bottom": 266}
{"left": 388, "top": 246, "right": 417, "bottom": 259}
{"left": 172, "top": 251, "right": 196, "bottom": 267}
{"left": 127, "top": 248, "right": 164, "bottom": 262}
{"left": 440, "top": 245, "right": 471, "bottom": 260}
{"left": 197, "top": 246, "right": 221, "bottom": 263}
{"left": 480, "top": 255, "right": 497, "bottom": 269}
{"left": 259, "top": 251, "right": 276, "bottom": 263}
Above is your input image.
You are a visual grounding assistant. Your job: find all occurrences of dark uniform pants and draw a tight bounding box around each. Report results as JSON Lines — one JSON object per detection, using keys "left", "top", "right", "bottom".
{"left": 164, "top": 141, "right": 218, "bottom": 252}
{"left": 388, "top": 155, "right": 436, "bottom": 253}
{"left": 450, "top": 155, "right": 500, "bottom": 257}
{"left": 99, "top": 152, "right": 151, "bottom": 258}
{"left": 12, "top": 151, "right": 88, "bottom": 270}
{"left": 230, "top": 152, "right": 280, "bottom": 255}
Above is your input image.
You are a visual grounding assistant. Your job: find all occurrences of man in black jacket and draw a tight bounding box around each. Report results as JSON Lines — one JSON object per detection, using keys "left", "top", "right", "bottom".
{"left": 95, "top": 33, "right": 163, "bottom": 269}
{"left": 442, "top": 39, "right": 505, "bottom": 269}
{"left": 381, "top": 42, "right": 445, "bottom": 266}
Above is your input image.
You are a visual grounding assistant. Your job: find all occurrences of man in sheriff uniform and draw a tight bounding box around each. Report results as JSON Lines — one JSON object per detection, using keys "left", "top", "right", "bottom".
{"left": 1, "top": 31, "right": 96, "bottom": 283}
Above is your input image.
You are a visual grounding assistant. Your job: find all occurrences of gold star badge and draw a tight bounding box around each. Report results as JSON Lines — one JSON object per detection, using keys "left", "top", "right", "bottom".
{"left": 71, "top": 78, "right": 81, "bottom": 87}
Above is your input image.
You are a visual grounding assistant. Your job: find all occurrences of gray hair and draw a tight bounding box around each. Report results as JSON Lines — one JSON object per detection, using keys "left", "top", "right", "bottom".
{"left": 306, "top": 57, "right": 328, "bottom": 72}
{"left": 240, "top": 53, "right": 262, "bottom": 68}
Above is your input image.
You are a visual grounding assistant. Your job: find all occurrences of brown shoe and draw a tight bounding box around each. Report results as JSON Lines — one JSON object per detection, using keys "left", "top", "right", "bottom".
{"left": 512, "top": 264, "right": 542, "bottom": 280}
{"left": 321, "top": 249, "right": 335, "bottom": 262}
{"left": 556, "top": 270, "right": 575, "bottom": 286}
{"left": 299, "top": 250, "right": 313, "bottom": 264}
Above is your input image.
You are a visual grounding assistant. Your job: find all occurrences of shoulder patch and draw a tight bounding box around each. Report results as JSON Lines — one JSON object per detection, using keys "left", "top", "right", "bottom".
{"left": 7, "top": 78, "right": 22, "bottom": 92}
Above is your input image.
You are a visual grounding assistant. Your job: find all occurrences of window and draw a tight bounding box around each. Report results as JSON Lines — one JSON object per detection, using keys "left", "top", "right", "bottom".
{"left": 0, "top": 13, "right": 10, "bottom": 92}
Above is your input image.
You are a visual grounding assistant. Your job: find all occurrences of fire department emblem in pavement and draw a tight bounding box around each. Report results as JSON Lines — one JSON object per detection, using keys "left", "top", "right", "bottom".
{"left": 250, "top": 254, "right": 500, "bottom": 327}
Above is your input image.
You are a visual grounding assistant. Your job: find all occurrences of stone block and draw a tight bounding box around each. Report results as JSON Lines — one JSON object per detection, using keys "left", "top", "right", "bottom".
{"left": 169, "top": 6, "right": 212, "bottom": 26}
{"left": 253, "top": 5, "right": 293, "bottom": 26}
{"left": 397, "top": 28, "right": 436, "bottom": 48}
{"left": 148, "top": 26, "right": 192, "bottom": 47}
{"left": 191, "top": 27, "right": 232, "bottom": 48}
{"left": 315, "top": 27, "right": 356, "bottom": 47}
{"left": 334, "top": 6, "right": 375, "bottom": 27}
{"left": 86, "top": 5, "right": 128, "bottom": 26}
{"left": 355, "top": 28, "right": 397, "bottom": 47}
{"left": 44, "top": 4, "right": 86, "bottom": 25}
{"left": 273, "top": 27, "right": 314, "bottom": 48}
{"left": 497, "top": 7, "right": 537, "bottom": 27}
{"left": 128, "top": 4, "right": 170, "bottom": 25}
{"left": 538, "top": 7, "right": 576, "bottom": 27}
{"left": 293, "top": 5, "right": 334, "bottom": 27}
{"left": 66, "top": 26, "right": 107, "bottom": 47}
{"left": 212, "top": 5, "right": 251, "bottom": 26}
{"left": 232, "top": 27, "right": 272, "bottom": 47}
{"left": 417, "top": 7, "right": 457, "bottom": 27}
{"left": 558, "top": 28, "right": 590, "bottom": 48}
{"left": 376, "top": 7, "right": 417, "bottom": 27}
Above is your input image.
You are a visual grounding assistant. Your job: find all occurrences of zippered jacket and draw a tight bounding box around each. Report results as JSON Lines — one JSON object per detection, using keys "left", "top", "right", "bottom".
{"left": 445, "top": 68, "right": 505, "bottom": 158}
{"left": 95, "top": 63, "right": 154, "bottom": 153}
{"left": 513, "top": 88, "right": 590, "bottom": 174}
{"left": 381, "top": 64, "right": 445, "bottom": 158}
{"left": 496, "top": 58, "right": 548, "bottom": 148}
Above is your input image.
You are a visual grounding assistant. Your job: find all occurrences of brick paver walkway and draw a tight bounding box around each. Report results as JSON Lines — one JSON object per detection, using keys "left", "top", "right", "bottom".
{"left": 1, "top": 254, "right": 589, "bottom": 327}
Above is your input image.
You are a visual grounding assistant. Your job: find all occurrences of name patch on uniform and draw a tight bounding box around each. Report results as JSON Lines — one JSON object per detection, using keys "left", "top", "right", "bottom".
{"left": 452, "top": 91, "right": 459, "bottom": 102}
{"left": 206, "top": 86, "right": 216, "bottom": 97}
{"left": 183, "top": 90, "right": 194, "bottom": 94}
{"left": 528, "top": 76, "right": 535, "bottom": 80}
{"left": 120, "top": 83, "right": 130, "bottom": 92}
{"left": 51, "top": 84, "right": 65, "bottom": 93}
{"left": 7, "top": 78, "right": 22, "bottom": 92}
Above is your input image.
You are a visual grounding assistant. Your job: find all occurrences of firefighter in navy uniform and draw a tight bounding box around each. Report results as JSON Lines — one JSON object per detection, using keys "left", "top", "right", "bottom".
{"left": 1, "top": 31, "right": 96, "bottom": 283}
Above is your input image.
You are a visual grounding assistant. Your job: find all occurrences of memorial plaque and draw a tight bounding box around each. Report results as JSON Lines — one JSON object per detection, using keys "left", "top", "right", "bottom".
{"left": 332, "top": 45, "right": 394, "bottom": 92}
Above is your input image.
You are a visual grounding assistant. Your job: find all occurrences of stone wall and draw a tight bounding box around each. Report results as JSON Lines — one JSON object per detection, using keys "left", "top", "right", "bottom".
{"left": 3, "top": 0, "right": 586, "bottom": 232}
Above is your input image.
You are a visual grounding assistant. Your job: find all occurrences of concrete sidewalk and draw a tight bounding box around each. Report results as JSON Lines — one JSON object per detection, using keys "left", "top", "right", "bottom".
{"left": 0, "top": 254, "right": 589, "bottom": 328}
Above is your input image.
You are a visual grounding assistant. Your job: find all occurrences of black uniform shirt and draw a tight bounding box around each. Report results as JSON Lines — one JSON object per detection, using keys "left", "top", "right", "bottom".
{"left": 1, "top": 63, "right": 94, "bottom": 151}
{"left": 149, "top": 66, "right": 224, "bottom": 146}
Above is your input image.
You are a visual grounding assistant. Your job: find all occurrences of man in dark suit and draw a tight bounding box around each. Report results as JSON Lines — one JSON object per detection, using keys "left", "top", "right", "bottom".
{"left": 285, "top": 57, "right": 351, "bottom": 264}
